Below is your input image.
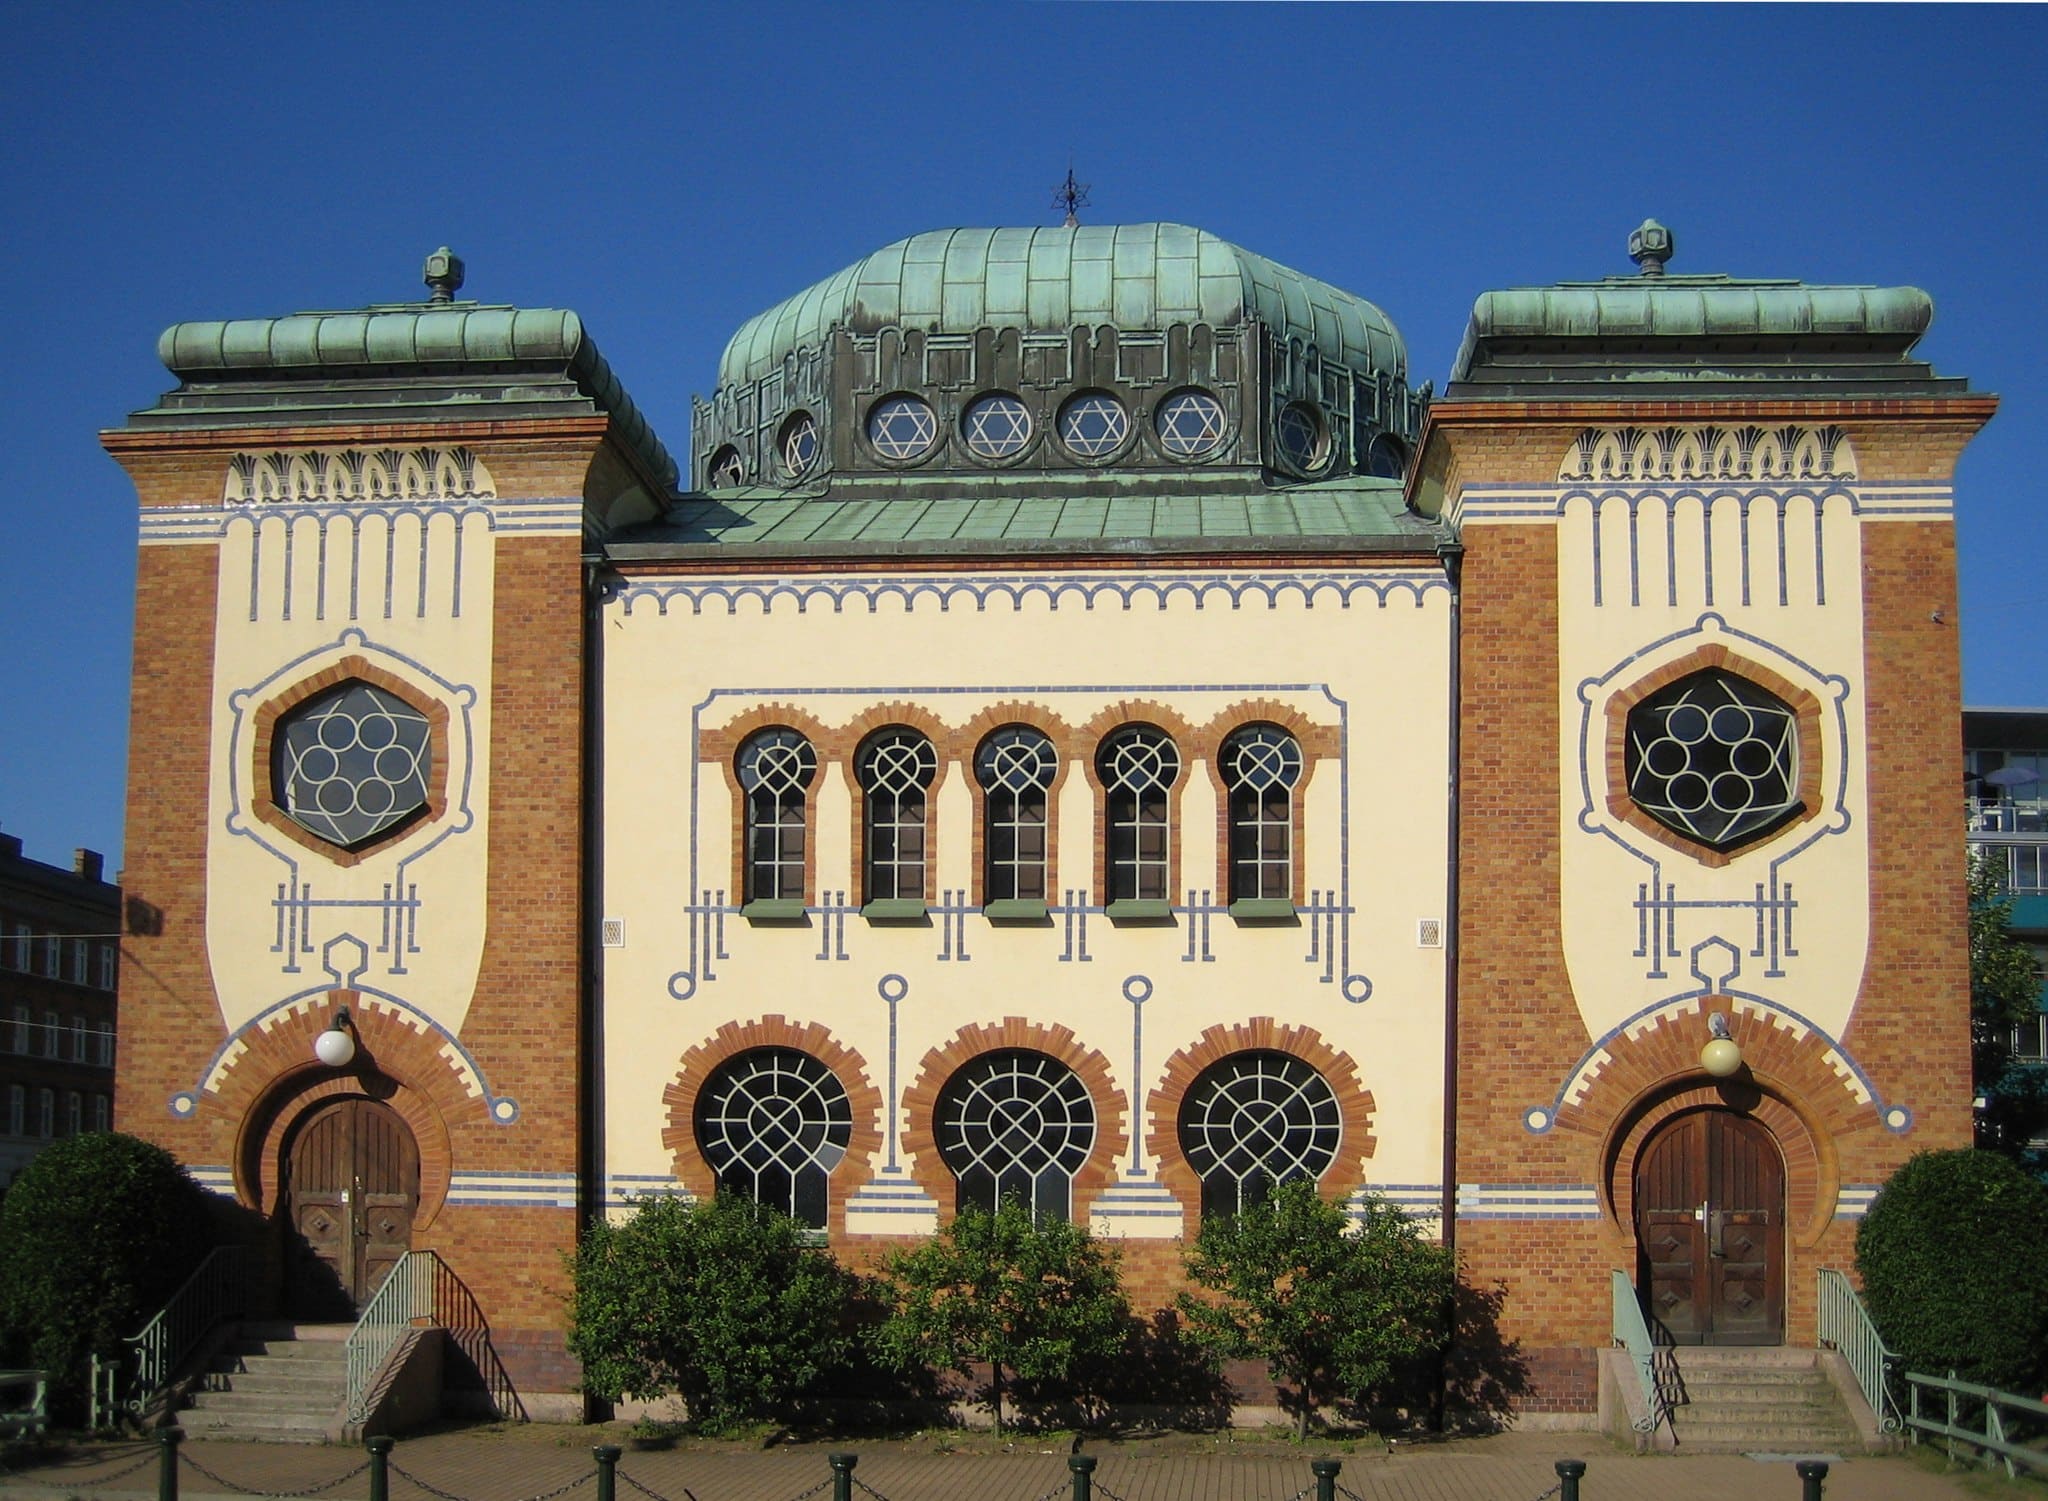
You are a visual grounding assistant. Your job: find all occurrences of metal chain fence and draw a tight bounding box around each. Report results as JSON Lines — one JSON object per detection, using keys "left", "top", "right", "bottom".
{"left": 7, "top": 1445, "right": 161, "bottom": 1488}
{"left": 178, "top": 1451, "right": 371, "bottom": 1498}
{"left": 386, "top": 1459, "right": 592, "bottom": 1501}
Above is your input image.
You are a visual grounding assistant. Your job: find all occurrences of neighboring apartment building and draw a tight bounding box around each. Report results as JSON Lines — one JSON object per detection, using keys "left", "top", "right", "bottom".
{"left": 1965, "top": 707, "right": 2048, "bottom": 1065}
{"left": 103, "top": 220, "right": 1988, "bottom": 1421}
{"left": 0, "top": 827, "right": 120, "bottom": 1185}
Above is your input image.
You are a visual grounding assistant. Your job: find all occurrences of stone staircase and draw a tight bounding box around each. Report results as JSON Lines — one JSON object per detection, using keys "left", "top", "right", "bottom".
{"left": 1660, "top": 1347, "right": 1868, "bottom": 1454}
{"left": 178, "top": 1322, "right": 350, "bottom": 1443}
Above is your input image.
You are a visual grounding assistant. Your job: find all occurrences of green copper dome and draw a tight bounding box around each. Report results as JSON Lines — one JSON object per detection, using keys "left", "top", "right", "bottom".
{"left": 717, "top": 224, "right": 1405, "bottom": 389}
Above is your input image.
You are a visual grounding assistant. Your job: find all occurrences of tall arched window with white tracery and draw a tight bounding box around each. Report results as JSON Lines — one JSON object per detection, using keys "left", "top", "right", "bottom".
{"left": 737, "top": 728, "right": 817, "bottom": 905}
{"left": 858, "top": 728, "right": 938, "bottom": 904}
{"left": 1097, "top": 726, "right": 1180, "bottom": 904}
{"left": 976, "top": 726, "right": 1057, "bottom": 905}
{"left": 1221, "top": 724, "right": 1303, "bottom": 903}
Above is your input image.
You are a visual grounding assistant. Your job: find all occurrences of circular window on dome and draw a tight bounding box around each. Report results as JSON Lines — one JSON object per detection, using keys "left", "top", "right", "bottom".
{"left": 1364, "top": 433, "right": 1407, "bottom": 479}
{"left": 273, "top": 682, "right": 432, "bottom": 850}
{"left": 1274, "top": 402, "right": 1327, "bottom": 472}
{"left": 1057, "top": 392, "right": 1131, "bottom": 459}
{"left": 961, "top": 393, "right": 1033, "bottom": 459}
{"left": 707, "top": 445, "right": 745, "bottom": 489}
{"left": 1625, "top": 670, "right": 1802, "bottom": 851}
{"left": 778, "top": 412, "right": 819, "bottom": 478}
{"left": 867, "top": 395, "right": 938, "bottom": 461}
{"left": 1155, "top": 390, "right": 1227, "bottom": 457}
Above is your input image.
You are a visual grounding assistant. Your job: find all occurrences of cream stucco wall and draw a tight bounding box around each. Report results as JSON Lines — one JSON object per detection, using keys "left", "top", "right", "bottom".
{"left": 598, "top": 564, "right": 1452, "bottom": 1238}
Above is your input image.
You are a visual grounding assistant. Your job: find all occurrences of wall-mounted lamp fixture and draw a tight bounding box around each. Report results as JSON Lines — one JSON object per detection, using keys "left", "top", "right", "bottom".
{"left": 1699, "top": 1010, "right": 1743, "bottom": 1078}
{"left": 314, "top": 1006, "right": 357, "bottom": 1068}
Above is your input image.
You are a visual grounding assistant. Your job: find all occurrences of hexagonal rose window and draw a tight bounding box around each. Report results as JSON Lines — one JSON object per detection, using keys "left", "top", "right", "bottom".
{"left": 1624, "top": 670, "right": 1800, "bottom": 850}
{"left": 273, "top": 681, "right": 432, "bottom": 849}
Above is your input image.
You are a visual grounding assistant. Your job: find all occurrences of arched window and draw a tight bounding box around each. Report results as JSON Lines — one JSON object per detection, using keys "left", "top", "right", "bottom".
{"left": 858, "top": 729, "right": 937, "bottom": 907}
{"left": 1177, "top": 1051, "right": 1341, "bottom": 1219}
{"left": 737, "top": 729, "right": 817, "bottom": 906}
{"left": 1221, "top": 725, "right": 1303, "bottom": 905}
{"left": 1097, "top": 726, "right": 1180, "bottom": 906}
{"left": 935, "top": 1050, "right": 1094, "bottom": 1220}
{"left": 976, "top": 726, "right": 1057, "bottom": 907}
{"left": 694, "top": 1047, "right": 853, "bottom": 1230}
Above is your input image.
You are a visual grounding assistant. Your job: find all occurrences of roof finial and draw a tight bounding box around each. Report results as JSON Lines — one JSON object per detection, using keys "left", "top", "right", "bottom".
{"left": 423, "top": 246, "right": 466, "bottom": 303}
{"left": 1628, "top": 219, "right": 1673, "bottom": 278}
{"left": 1051, "top": 165, "right": 1091, "bottom": 228}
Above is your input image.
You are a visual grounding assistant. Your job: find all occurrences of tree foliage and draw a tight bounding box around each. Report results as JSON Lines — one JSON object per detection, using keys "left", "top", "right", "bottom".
{"left": 1177, "top": 1180, "right": 1455, "bottom": 1438}
{"left": 871, "top": 1200, "right": 1129, "bottom": 1434}
{"left": 567, "top": 1194, "right": 855, "bottom": 1429}
{"left": 1855, "top": 1148, "right": 2048, "bottom": 1394}
{"left": 0, "top": 1132, "right": 213, "bottom": 1425}
{"left": 1970, "top": 853, "right": 2048, "bottom": 1172}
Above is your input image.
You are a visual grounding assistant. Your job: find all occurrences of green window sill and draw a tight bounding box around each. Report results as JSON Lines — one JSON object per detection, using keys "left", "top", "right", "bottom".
{"left": 1105, "top": 899, "right": 1175, "bottom": 924}
{"left": 1229, "top": 898, "right": 1299, "bottom": 923}
{"left": 861, "top": 899, "right": 929, "bottom": 924}
{"left": 982, "top": 899, "right": 1051, "bottom": 925}
{"left": 741, "top": 898, "right": 809, "bottom": 924}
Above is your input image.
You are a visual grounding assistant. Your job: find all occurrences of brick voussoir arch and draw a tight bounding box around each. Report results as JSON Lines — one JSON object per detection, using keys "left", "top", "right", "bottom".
{"left": 1076, "top": 701, "right": 1197, "bottom": 906}
{"left": 707, "top": 704, "right": 834, "bottom": 904}
{"left": 221, "top": 990, "right": 480, "bottom": 1229}
{"left": 955, "top": 703, "right": 1079, "bottom": 908}
{"left": 1146, "top": 1019, "right": 1376, "bottom": 1227}
{"left": 900, "top": 1017, "right": 1128, "bottom": 1226}
{"left": 1195, "top": 701, "right": 1339, "bottom": 906}
{"left": 661, "top": 1014, "right": 884, "bottom": 1242}
{"left": 1554, "top": 998, "right": 1869, "bottom": 1249}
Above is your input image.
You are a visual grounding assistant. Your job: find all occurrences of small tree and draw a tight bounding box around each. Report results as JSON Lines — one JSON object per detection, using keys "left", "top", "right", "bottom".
{"left": 1970, "top": 853, "right": 2048, "bottom": 1171}
{"left": 1856, "top": 1148, "right": 2048, "bottom": 1395}
{"left": 0, "top": 1133, "right": 213, "bottom": 1424}
{"left": 567, "top": 1194, "right": 854, "bottom": 1429}
{"left": 1178, "top": 1179, "right": 1455, "bottom": 1438}
{"left": 872, "top": 1199, "right": 1129, "bottom": 1434}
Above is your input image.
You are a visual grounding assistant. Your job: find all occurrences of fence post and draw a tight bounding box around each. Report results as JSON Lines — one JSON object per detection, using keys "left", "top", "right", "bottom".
{"left": 1796, "top": 1458, "right": 1827, "bottom": 1500}
{"left": 830, "top": 1451, "right": 858, "bottom": 1501}
{"left": 1553, "top": 1458, "right": 1585, "bottom": 1501}
{"left": 594, "top": 1445, "right": 621, "bottom": 1501}
{"left": 367, "top": 1435, "right": 394, "bottom": 1501}
{"left": 1310, "top": 1457, "right": 1340, "bottom": 1501}
{"left": 1068, "top": 1453, "right": 1095, "bottom": 1501}
{"left": 155, "top": 1427, "right": 181, "bottom": 1501}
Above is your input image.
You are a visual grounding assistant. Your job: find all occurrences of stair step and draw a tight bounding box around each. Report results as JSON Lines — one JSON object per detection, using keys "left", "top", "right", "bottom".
{"left": 190, "top": 1390, "right": 340, "bottom": 1415}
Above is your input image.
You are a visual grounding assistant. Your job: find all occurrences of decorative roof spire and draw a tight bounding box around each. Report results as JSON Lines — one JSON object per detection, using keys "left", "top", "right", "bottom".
{"left": 1051, "top": 166, "right": 1091, "bottom": 228}
{"left": 1628, "top": 219, "right": 1673, "bottom": 278}
{"left": 423, "top": 246, "right": 466, "bottom": 303}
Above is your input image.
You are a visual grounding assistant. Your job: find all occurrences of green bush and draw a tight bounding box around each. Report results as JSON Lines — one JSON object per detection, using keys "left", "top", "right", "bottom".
{"left": 1178, "top": 1179, "right": 1455, "bottom": 1438}
{"left": 1855, "top": 1148, "right": 2048, "bottom": 1394}
{"left": 0, "top": 1133, "right": 213, "bottom": 1424}
{"left": 871, "top": 1199, "right": 1129, "bottom": 1434}
{"left": 567, "top": 1194, "right": 855, "bottom": 1429}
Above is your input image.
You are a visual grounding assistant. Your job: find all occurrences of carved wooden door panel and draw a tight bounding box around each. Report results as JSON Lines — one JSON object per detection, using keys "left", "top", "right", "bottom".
{"left": 1634, "top": 1109, "right": 1785, "bottom": 1345}
{"left": 286, "top": 1098, "right": 418, "bottom": 1315}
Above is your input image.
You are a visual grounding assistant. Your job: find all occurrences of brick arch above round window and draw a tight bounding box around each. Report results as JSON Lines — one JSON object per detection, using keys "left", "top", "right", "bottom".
{"left": 662, "top": 1014, "right": 883, "bottom": 1243}
{"left": 249, "top": 655, "right": 452, "bottom": 868}
{"left": 1146, "top": 1019, "right": 1376, "bottom": 1229}
{"left": 900, "top": 1017, "right": 1127, "bottom": 1228}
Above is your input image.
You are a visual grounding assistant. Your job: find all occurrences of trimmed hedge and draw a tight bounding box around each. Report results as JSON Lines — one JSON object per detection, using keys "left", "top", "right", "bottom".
{"left": 1855, "top": 1148, "right": 2048, "bottom": 1394}
{"left": 0, "top": 1133, "right": 213, "bottom": 1424}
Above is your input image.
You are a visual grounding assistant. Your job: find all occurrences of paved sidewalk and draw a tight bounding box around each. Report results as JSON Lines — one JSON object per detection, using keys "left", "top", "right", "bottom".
{"left": 0, "top": 1430, "right": 1993, "bottom": 1501}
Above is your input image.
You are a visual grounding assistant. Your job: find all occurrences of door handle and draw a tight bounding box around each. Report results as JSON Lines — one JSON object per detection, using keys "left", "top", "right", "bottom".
{"left": 1709, "top": 1208, "right": 1726, "bottom": 1258}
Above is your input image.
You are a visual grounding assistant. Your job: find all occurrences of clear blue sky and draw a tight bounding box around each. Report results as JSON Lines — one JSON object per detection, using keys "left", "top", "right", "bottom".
{"left": 2, "top": 3, "right": 2041, "bottom": 870}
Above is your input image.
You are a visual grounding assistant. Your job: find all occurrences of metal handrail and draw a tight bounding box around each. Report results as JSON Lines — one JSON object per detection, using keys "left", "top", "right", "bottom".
{"left": 1816, "top": 1267, "right": 1902, "bottom": 1433}
{"left": 344, "top": 1253, "right": 432, "bottom": 1422}
{"left": 1610, "top": 1270, "right": 1668, "bottom": 1435}
{"left": 1905, "top": 1369, "right": 2048, "bottom": 1478}
{"left": 88, "top": 1247, "right": 245, "bottom": 1428}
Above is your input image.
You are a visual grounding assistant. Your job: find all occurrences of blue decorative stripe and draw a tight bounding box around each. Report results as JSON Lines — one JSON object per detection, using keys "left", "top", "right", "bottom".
{"left": 1456, "top": 1183, "right": 1602, "bottom": 1220}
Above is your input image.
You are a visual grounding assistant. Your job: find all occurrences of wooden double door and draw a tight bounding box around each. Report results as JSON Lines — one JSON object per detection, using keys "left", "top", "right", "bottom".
{"left": 284, "top": 1097, "right": 418, "bottom": 1317}
{"left": 1633, "top": 1109, "right": 1785, "bottom": 1344}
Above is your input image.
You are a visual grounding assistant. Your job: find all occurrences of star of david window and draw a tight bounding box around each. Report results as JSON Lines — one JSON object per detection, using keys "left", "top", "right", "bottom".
{"left": 935, "top": 1049, "right": 1095, "bottom": 1220}
{"left": 1057, "top": 392, "right": 1130, "bottom": 459}
{"left": 859, "top": 729, "right": 937, "bottom": 904}
{"left": 1155, "top": 390, "right": 1226, "bottom": 457}
{"left": 707, "top": 445, "right": 745, "bottom": 489}
{"left": 273, "top": 681, "right": 432, "bottom": 850}
{"left": 1098, "top": 726, "right": 1179, "bottom": 903}
{"left": 694, "top": 1047, "right": 852, "bottom": 1230}
{"left": 1625, "top": 670, "right": 1801, "bottom": 851}
{"left": 976, "top": 726, "right": 1057, "bottom": 903}
{"left": 1365, "top": 434, "right": 1407, "bottom": 479}
{"left": 962, "top": 393, "right": 1032, "bottom": 459}
{"left": 1275, "top": 402, "right": 1326, "bottom": 472}
{"left": 739, "top": 728, "right": 817, "bottom": 903}
{"left": 867, "top": 395, "right": 938, "bottom": 460}
{"left": 778, "top": 412, "right": 819, "bottom": 478}
{"left": 1178, "top": 1050, "right": 1340, "bottom": 1219}
{"left": 1222, "top": 725, "right": 1302, "bottom": 902}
